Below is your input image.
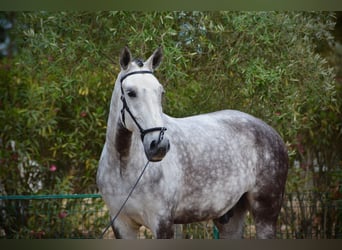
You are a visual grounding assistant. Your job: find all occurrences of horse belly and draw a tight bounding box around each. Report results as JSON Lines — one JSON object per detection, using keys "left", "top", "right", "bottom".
{"left": 172, "top": 148, "right": 256, "bottom": 224}
{"left": 173, "top": 172, "right": 252, "bottom": 224}
{"left": 173, "top": 191, "right": 242, "bottom": 224}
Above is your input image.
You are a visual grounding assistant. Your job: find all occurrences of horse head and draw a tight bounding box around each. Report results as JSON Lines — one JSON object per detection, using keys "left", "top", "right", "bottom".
{"left": 117, "top": 46, "right": 170, "bottom": 162}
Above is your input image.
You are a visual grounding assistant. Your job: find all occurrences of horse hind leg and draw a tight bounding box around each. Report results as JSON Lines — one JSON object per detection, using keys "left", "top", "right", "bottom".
{"left": 213, "top": 193, "right": 249, "bottom": 239}
{"left": 155, "top": 220, "right": 174, "bottom": 239}
{"left": 249, "top": 191, "right": 283, "bottom": 239}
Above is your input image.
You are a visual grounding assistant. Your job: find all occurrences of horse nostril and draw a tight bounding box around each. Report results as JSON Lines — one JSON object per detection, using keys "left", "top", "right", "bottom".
{"left": 150, "top": 140, "right": 157, "bottom": 150}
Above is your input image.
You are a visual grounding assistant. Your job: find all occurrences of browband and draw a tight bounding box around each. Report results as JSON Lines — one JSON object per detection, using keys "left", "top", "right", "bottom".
{"left": 120, "top": 71, "right": 153, "bottom": 83}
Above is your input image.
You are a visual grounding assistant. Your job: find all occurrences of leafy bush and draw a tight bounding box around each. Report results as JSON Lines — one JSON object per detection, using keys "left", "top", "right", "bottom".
{"left": 0, "top": 11, "right": 341, "bottom": 237}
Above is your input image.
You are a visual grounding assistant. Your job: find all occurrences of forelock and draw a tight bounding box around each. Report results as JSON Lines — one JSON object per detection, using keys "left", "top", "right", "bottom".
{"left": 133, "top": 58, "right": 144, "bottom": 67}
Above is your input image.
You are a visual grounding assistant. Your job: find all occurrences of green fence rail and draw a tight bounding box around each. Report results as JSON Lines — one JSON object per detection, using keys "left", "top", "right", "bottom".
{"left": 0, "top": 193, "right": 107, "bottom": 239}
{"left": 0, "top": 194, "right": 102, "bottom": 200}
{"left": 1, "top": 192, "right": 341, "bottom": 239}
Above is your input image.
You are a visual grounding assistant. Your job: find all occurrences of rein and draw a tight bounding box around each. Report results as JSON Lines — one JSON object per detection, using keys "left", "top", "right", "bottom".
{"left": 119, "top": 71, "right": 167, "bottom": 143}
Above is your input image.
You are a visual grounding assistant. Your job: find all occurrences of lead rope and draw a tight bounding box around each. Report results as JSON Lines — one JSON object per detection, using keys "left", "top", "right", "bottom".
{"left": 99, "top": 160, "right": 150, "bottom": 239}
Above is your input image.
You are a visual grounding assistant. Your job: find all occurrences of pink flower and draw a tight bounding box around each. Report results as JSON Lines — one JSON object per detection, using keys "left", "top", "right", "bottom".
{"left": 49, "top": 164, "right": 57, "bottom": 172}
{"left": 58, "top": 211, "right": 68, "bottom": 219}
{"left": 30, "top": 230, "right": 45, "bottom": 239}
{"left": 80, "top": 111, "right": 87, "bottom": 117}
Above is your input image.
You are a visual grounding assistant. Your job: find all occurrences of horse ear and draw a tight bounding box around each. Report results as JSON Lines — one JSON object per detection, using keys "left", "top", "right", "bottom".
{"left": 146, "top": 46, "right": 163, "bottom": 70}
{"left": 120, "top": 46, "right": 132, "bottom": 70}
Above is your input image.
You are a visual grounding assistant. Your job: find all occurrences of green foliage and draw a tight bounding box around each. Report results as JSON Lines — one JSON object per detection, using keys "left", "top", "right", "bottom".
{"left": 0, "top": 196, "right": 108, "bottom": 238}
{"left": 0, "top": 11, "right": 341, "bottom": 198}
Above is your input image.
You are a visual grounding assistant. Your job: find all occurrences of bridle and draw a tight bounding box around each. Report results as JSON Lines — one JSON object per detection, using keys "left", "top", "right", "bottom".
{"left": 119, "top": 70, "right": 167, "bottom": 143}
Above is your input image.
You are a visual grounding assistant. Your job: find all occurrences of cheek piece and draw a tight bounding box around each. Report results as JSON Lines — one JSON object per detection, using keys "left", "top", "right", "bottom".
{"left": 119, "top": 71, "right": 167, "bottom": 143}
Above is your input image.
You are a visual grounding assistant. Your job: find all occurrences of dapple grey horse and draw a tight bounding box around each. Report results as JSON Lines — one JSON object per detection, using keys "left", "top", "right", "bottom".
{"left": 97, "top": 47, "right": 288, "bottom": 239}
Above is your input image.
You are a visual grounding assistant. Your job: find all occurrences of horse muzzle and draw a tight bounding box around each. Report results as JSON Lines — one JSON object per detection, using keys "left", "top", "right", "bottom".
{"left": 144, "top": 137, "right": 170, "bottom": 162}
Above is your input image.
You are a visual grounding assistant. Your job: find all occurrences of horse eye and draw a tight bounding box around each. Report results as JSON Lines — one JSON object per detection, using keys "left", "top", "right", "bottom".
{"left": 127, "top": 91, "right": 136, "bottom": 98}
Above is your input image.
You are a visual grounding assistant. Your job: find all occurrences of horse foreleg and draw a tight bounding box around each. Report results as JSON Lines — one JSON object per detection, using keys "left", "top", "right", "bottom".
{"left": 111, "top": 216, "right": 140, "bottom": 239}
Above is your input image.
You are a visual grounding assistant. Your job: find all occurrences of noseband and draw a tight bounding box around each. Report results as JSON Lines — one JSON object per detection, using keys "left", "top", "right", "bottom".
{"left": 120, "top": 71, "right": 167, "bottom": 142}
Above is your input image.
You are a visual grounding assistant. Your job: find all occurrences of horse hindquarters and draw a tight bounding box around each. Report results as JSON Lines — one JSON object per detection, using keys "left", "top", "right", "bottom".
{"left": 214, "top": 135, "right": 288, "bottom": 239}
